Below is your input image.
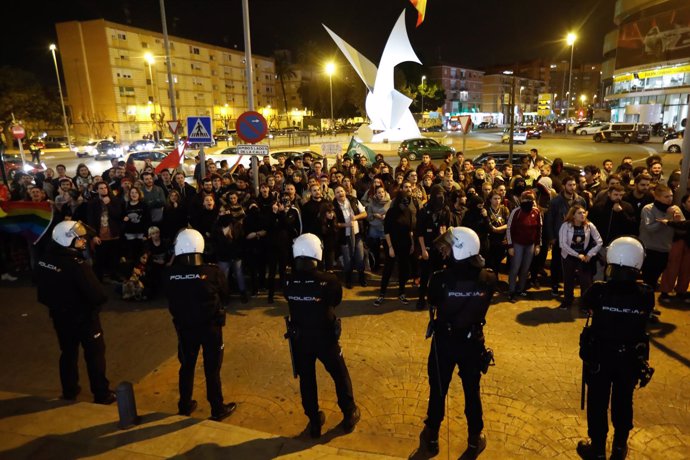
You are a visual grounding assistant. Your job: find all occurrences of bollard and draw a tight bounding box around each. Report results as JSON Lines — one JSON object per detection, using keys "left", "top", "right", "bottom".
{"left": 116, "top": 381, "right": 141, "bottom": 429}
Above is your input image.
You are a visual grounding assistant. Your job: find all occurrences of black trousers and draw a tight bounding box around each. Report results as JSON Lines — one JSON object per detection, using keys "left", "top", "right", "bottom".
{"left": 93, "top": 238, "right": 120, "bottom": 281}
{"left": 641, "top": 249, "right": 669, "bottom": 290}
{"left": 425, "top": 335, "right": 484, "bottom": 436}
{"left": 51, "top": 312, "right": 110, "bottom": 400}
{"left": 379, "top": 240, "right": 411, "bottom": 296}
{"left": 485, "top": 240, "right": 506, "bottom": 274}
{"left": 585, "top": 351, "right": 638, "bottom": 445}
{"left": 562, "top": 255, "right": 594, "bottom": 305}
{"left": 550, "top": 239, "right": 562, "bottom": 288}
{"left": 176, "top": 324, "right": 225, "bottom": 416}
{"left": 418, "top": 248, "right": 443, "bottom": 303}
{"left": 267, "top": 245, "right": 289, "bottom": 300}
{"left": 294, "top": 335, "right": 356, "bottom": 419}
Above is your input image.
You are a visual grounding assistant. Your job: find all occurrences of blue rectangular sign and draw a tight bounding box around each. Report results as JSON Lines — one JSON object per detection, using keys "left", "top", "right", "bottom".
{"left": 186, "top": 116, "right": 213, "bottom": 143}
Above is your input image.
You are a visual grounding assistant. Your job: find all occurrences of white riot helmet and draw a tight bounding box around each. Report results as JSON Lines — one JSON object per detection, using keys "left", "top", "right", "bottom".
{"left": 292, "top": 233, "right": 323, "bottom": 261}
{"left": 449, "top": 226, "right": 481, "bottom": 261}
{"left": 52, "top": 221, "right": 88, "bottom": 247}
{"left": 174, "top": 229, "right": 205, "bottom": 256}
{"left": 606, "top": 236, "right": 644, "bottom": 270}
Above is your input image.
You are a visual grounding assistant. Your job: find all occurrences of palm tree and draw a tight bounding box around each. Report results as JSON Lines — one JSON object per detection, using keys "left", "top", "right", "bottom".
{"left": 274, "top": 51, "right": 297, "bottom": 122}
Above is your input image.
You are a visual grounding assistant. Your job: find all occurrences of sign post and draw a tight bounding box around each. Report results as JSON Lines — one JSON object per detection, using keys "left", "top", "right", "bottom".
{"left": 187, "top": 116, "right": 213, "bottom": 182}
{"left": 458, "top": 116, "right": 472, "bottom": 153}
{"left": 11, "top": 124, "right": 27, "bottom": 167}
{"left": 236, "top": 111, "right": 268, "bottom": 195}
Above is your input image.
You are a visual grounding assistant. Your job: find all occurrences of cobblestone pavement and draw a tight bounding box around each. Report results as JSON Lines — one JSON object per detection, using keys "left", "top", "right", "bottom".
{"left": 2, "top": 271, "right": 689, "bottom": 459}
{"left": 132, "top": 272, "right": 690, "bottom": 460}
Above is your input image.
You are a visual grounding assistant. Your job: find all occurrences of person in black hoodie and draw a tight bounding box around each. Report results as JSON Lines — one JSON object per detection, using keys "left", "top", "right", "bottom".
{"left": 317, "top": 202, "right": 339, "bottom": 271}
{"left": 191, "top": 195, "right": 219, "bottom": 260}
{"left": 462, "top": 193, "right": 491, "bottom": 256}
{"left": 266, "top": 199, "right": 291, "bottom": 303}
{"left": 243, "top": 201, "right": 269, "bottom": 295}
{"left": 213, "top": 205, "right": 248, "bottom": 303}
{"left": 374, "top": 181, "right": 416, "bottom": 307}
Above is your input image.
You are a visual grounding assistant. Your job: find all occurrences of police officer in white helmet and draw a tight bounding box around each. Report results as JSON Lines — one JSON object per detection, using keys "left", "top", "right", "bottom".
{"left": 165, "top": 229, "right": 236, "bottom": 421}
{"left": 36, "top": 220, "right": 116, "bottom": 404}
{"left": 419, "top": 227, "right": 497, "bottom": 459}
{"left": 577, "top": 236, "right": 654, "bottom": 460}
{"left": 284, "top": 233, "right": 359, "bottom": 438}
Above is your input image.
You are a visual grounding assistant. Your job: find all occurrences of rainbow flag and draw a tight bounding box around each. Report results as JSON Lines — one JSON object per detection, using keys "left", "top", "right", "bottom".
{"left": 0, "top": 201, "right": 54, "bottom": 244}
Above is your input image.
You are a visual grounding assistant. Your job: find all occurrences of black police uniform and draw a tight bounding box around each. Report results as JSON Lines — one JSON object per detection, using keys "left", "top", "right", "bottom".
{"left": 165, "top": 260, "right": 232, "bottom": 418}
{"left": 416, "top": 200, "right": 450, "bottom": 308}
{"left": 424, "top": 262, "right": 497, "bottom": 442}
{"left": 36, "top": 243, "right": 112, "bottom": 402}
{"left": 579, "top": 278, "right": 654, "bottom": 457}
{"left": 284, "top": 265, "right": 358, "bottom": 427}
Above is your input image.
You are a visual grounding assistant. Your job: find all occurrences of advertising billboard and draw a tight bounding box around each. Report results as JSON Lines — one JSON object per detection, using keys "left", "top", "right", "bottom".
{"left": 617, "top": 4, "right": 690, "bottom": 69}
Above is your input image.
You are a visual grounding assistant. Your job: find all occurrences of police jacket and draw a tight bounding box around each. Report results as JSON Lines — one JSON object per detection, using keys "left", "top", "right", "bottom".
{"left": 165, "top": 263, "right": 229, "bottom": 330}
{"left": 581, "top": 280, "right": 654, "bottom": 348}
{"left": 284, "top": 267, "right": 342, "bottom": 337}
{"left": 36, "top": 244, "right": 107, "bottom": 315}
{"left": 429, "top": 263, "right": 497, "bottom": 336}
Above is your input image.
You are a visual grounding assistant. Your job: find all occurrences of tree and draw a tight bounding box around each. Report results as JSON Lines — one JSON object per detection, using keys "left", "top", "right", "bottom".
{"left": 401, "top": 81, "right": 446, "bottom": 113}
{"left": 0, "top": 66, "right": 62, "bottom": 130}
{"left": 274, "top": 51, "right": 297, "bottom": 120}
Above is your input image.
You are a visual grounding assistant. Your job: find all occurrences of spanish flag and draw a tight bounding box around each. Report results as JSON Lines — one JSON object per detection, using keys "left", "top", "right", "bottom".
{"left": 0, "top": 201, "right": 54, "bottom": 244}
{"left": 410, "top": 0, "right": 427, "bottom": 27}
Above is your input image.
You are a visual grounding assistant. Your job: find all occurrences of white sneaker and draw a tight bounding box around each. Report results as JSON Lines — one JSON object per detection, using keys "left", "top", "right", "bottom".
{"left": 1, "top": 273, "right": 18, "bottom": 281}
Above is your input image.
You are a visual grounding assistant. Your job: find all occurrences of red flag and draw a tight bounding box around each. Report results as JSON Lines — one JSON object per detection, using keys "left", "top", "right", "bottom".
{"left": 154, "top": 142, "right": 186, "bottom": 174}
{"left": 410, "top": 0, "right": 427, "bottom": 27}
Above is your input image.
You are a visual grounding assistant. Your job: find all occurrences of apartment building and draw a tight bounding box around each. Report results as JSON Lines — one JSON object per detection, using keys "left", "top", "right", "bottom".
{"left": 428, "top": 64, "right": 484, "bottom": 114}
{"left": 55, "top": 19, "right": 277, "bottom": 141}
{"left": 482, "top": 74, "right": 546, "bottom": 123}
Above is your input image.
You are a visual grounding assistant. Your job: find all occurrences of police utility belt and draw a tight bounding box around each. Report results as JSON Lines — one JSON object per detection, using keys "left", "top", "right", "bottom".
{"left": 285, "top": 318, "right": 342, "bottom": 341}
{"left": 431, "top": 320, "right": 485, "bottom": 340}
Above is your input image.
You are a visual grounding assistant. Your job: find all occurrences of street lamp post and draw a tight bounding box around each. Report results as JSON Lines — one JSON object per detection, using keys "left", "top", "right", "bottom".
{"left": 580, "top": 94, "right": 587, "bottom": 119}
{"left": 144, "top": 52, "right": 162, "bottom": 140}
{"left": 503, "top": 70, "right": 516, "bottom": 165}
{"left": 325, "top": 62, "right": 335, "bottom": 131}
{"left": 421, "top": 75, "right": 426, "bottom": 113}
{"left": 49, "top": 44, "right": 72, "bottom": 149}
{"left": 220, "top": 104, "right": 231, "bottom": 147}
{"left": 566, "top": 32, "right": 576, "bottom": 135}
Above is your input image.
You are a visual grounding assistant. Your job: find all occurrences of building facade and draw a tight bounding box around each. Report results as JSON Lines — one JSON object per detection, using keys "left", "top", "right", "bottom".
{"left": 603, "top": 0, "right": 690, "bottom": 128}
{"left": 428, "top": 64, "right": 484, "bottom": 114}
{"left": 55, "top": 19, "right": 277, "bottom": 141}
{"left": 482, "top": 74, "right": 546, "bottom": 123}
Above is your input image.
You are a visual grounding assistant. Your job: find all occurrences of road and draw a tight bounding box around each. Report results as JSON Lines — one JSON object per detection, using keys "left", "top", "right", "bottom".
{"left": 4, "top": 130, "right": 680, "bottom": 181}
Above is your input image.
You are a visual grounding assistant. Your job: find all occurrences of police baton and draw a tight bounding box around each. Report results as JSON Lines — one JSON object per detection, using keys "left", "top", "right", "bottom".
{"left": 283, "top": 316, "right": 298, "bottom": 379}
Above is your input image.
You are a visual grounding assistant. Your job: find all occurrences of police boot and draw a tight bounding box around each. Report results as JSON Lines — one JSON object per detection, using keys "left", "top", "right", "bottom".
{"left": 610, "top": 432, "right": 629, "bottom": 460}
{"left": 459, "top": 432, "right": 487, "bottom": 459}
{"left": 419, "top": 425, "right": 440, "bottom": 455}
{"left": 308, "top": 411, "right": 326, "bottom": 438}
{"left": 342, "top": 406, "right": 360, "bottom": 433}
{"left": 576, "top": 439, "right": 606, "bottom": 460}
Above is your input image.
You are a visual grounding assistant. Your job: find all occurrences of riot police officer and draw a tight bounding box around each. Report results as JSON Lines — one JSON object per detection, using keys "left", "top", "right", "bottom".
{"left": 36, "top": 220, "right": 116, "bottom": 404}
{"left": 165, "top": 229, "right": 237, "bottom": 421}
{"left": 578, "top": 237, "right": 654, "bottom": 460}
{"left": 419, "top": 227, "right": 497, "bottom": 459}
{"left": 284, "top": 233, "right": 360, "bottom": 438}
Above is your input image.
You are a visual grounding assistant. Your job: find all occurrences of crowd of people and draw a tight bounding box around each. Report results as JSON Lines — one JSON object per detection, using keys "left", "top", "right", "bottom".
{"left": 1, "top": 147, "right": 689, "bottom": 310}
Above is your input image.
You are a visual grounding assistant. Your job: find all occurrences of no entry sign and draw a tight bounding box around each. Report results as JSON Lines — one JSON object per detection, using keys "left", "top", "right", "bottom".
{"left": 11, "top": 125, "right": 25, "bottom": 140}
{"left": 236, "top": 111, "right": 268, "bottom": 144}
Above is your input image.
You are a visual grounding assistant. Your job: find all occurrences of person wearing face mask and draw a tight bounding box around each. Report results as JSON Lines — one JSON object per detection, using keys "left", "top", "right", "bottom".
{"left": 638, "top": 185, "right": 684, "bottom": 305}
{"left": 36, "top": 220, "right": 116, "bottom": 405}
{"left": 461, "top": 193, "right": 491, "bottom": 256}
{"left": 365, "top": 185, "right": 391, "bottom": 273}
{"left": 507, "top": 176, "right": 527, "bottom": 210}
{"left": 506, "top": 190, "right": 542, "bottom": 302}
{"left": 416, "top": 185, "right": 451, "bottom": 310}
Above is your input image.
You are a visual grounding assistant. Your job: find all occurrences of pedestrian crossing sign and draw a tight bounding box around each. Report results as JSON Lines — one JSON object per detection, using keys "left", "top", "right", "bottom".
{"left": 186, "top": 116, "right": 213, "bottom": 144}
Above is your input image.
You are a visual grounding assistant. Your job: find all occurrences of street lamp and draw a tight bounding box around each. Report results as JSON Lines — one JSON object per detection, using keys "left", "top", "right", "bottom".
{"left": 566, "top": 32, "right": 576, "bottom": 135}
{"left": 49, "top": 44, "right": 72, "bottom": 149}
{"left": 325, "top": 62, "right": 335, "bottom": 130}
{"left": 220, "top": 104, "right": 231, "bottom": 146}
{"left": 421, "top": 75, "right": 426, "bottom": 113}
{"left": 144, "top": 52, "right": 162, "bottom": 140}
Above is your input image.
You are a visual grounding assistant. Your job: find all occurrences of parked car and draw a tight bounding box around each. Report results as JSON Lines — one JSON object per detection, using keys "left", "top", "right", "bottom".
{"left": 126, "top": 150, "right": 195, "bottom": 175}
{"left": 270, "top": 150, "right": 323, "bottom": 162}
{"left": 472, "top": 151, "right": 584, "bottom": 177}
{"left": 397, "top": 138, "right": 455, "bottom": 161}
{"left": 663, "top": 138, "right": 683, "bottom": 153}
{"left": 477, "top": 121, "right": 497, "bottom": 129}
{"left": 501, "top": 128, "right": 528, "bottom": 144}
{"left": 1, "top": 154, "right": 46, "bottom": 180}
{"left": 593, "top": 123, "right": 650, "bottom": 144}
{"left": 576, "top": 123, "right": 605, "bottom": 136}
{"left": 524, "top": 126, "right": 542, "bottom": 139}
{"left": 662, "top": 129, "right": 684, "bottom": 143}
{"left": 127, "top": 139, "right": 157, "bottom": 152}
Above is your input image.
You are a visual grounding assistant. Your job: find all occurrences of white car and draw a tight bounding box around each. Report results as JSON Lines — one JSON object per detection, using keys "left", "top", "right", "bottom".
{"left": 663, "top": 138, "right": 683, "bottom": 153}
{"left": 577, "top": 124, "right": 605, "bottom": 136}
{"left": 501, "top": 128, "right": 527, "bottom": 144}
{"left": 126, "top": 150, "right": 195, "bottom": 176}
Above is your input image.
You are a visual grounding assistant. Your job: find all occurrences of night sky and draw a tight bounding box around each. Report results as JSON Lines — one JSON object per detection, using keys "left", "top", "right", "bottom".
{"left": 5, "top": 0, "right": 616, "bottom": 83}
